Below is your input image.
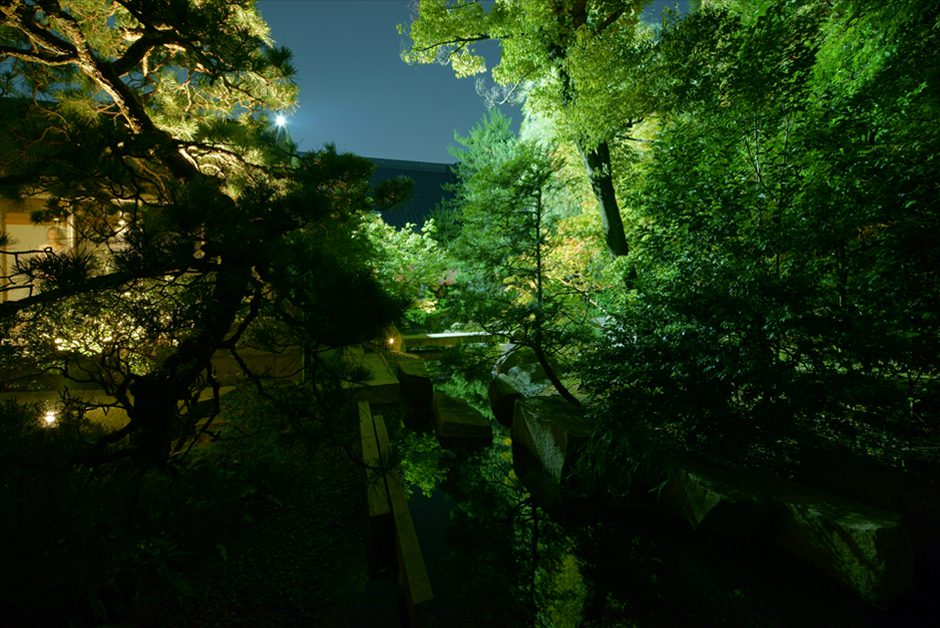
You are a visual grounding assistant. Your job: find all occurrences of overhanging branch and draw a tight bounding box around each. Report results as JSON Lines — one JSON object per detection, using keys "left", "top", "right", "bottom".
{"left": 411, "top": 33, "right": 496, "bottom": 52}
{"left": 0, "top": 270, "right": 134, "bottom": 316}
{"left": 0, "top": 45, "right": 74, "bottom": 65}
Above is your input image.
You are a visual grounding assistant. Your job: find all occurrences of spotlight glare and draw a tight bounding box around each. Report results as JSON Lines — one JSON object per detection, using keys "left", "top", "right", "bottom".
{"left": 274, "top": 114, "right": 287, "bottom": 128}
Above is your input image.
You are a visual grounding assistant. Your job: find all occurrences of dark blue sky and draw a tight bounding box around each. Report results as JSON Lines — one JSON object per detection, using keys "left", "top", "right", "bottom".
{"left": 257, "top": 0, "right": 684, "bottom": 163}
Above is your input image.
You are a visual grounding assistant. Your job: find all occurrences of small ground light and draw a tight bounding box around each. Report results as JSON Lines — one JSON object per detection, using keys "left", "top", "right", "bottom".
{"left": 274, "top": 113, "right": 287, "bottom": 127}
{"left": 42, "top": 409, "right": 57, "bottom": 427}
{"left": 387, "top": 337, "right": 395, "bottom": 346}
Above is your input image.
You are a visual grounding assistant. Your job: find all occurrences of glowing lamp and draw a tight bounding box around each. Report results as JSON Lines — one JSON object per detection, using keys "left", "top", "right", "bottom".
{"left": 42, "top": 410, "right": 57, "bottom": 427}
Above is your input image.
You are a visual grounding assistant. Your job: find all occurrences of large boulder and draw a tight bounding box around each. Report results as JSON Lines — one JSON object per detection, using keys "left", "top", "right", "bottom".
{"left": 494, "top": 345, "right": 551, "bottom": 395}
{"left": 511, "top": 396, "right": 591, "bottom": 512}
{"left": 794, "top": 447, "right": 940, "bottom": 555}
{"left": 488, "top": 374, "right": 523, "bottom": 428}
{"left": 396, "top": 358, "right": 434, "bottom": 431}
{"left": 660, "top": 457, "right": 914, "bottom": 606}
{"left": 660, "top": 462, "right": 774, "bottom": 538}
{"left": 432, "top": 393, "right": 492, "bottom": 450}
{"left": 771, "top": 484, "right": 913, "bottom": 607}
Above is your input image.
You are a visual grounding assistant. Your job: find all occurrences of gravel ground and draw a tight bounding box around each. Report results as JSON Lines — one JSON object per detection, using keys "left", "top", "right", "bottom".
{"left": 139, "top": 444, "right": 371, "bottom": 627}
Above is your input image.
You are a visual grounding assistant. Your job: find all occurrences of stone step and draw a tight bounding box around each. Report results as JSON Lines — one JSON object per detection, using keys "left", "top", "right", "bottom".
{"left": 345, "top": 351, "right": 400, "bottom": 404}
{"left": 359, "top": 402, "right": 392, "bottom": 579}
{"left": 396, "top": 358, "right": 435, "bottom": 431}
{"left": 511, "top": 396, "right": 591, "bottom": 515}
{"left": 432, "top": 392, "right": 493, "bottom": 450}
{"left": 358, "top": 402, "right": 435, "bottom": 625}
{"left": 387, "top": 465, "right": 435, "bottom": 626}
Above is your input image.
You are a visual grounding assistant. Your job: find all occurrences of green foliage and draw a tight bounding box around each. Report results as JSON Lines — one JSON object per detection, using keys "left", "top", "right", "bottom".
{"left": 396, "top": 427, "right": 448, "bottom": 498}
{"left": 542, "top": 552, "right": 589, "bottom": 628}
{"left": 373, "top": 175, "right": 415, "bottom": 211}
{"left": 1, "top": 4, "right": 402, "bottom": 465}
{"left": 1, "top": 3, "right": 397, "bottom": 618}
{"left": 402, "top": 0, "right": 653, "bottom": 255}
{"left": 402, "top": 0, "right": 651, "bottom": 142}
{"left": 442, "top": 441, "right": 584, "bottom": 627}
{"left": 436, "top": 371, "right": 493, "bottom": 420}
{"left": 442, "top": 444, "right": 533, "bottom": 626}
{"left": 583, "top": 0, "right": 940, "bottom": 474}
{"left": 442, "top": 111, "right": 601, "bottom": 402}
{"left": 354, "top": 213, "right": 450, "bottom": 330}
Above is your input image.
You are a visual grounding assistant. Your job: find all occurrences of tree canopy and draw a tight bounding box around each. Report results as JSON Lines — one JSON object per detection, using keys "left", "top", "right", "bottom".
{"left": 0, "top": 0, "right": 399, "bottom": 466}
{"left": 404, "top": 0, "right": 939, "bottom": 476}
{"left": 402, "top": 0, "right": 658, "bottom": 256}
{"left": 441, "top": 110, "right": 592, "bottom": 405}
{"left": 577, "top": 0, "right": 940, "bottom": 475}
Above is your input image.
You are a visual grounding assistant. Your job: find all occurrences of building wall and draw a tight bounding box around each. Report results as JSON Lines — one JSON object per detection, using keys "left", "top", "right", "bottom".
{"left": 1, "top": 197, "right": 74, "bottom": 302}
{"left": 368, "top": 157, "right": 456, "bottom": 230}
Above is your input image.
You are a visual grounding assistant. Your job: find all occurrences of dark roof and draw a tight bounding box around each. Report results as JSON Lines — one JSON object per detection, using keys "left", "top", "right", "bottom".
{"left": 368, "top": 157, "right": 457, "bottom": 230}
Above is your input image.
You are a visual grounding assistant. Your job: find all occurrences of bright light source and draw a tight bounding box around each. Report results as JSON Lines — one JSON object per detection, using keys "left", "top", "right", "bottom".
{"left": 387, "top": 337, "right": 395, "bottom": 346}
{"left": 42, "top": 410, "right": 57, "bottom": 428}
{"left": 274, "top": 114, "right": 287, "bottom": 128}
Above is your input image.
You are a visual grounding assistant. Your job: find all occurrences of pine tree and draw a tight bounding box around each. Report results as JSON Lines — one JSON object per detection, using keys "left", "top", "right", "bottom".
{"left": 445, "top": 111, "right": 587, "bottom": 406}
{"left": 0, "top": 0, "right": 397, "bottom": 466}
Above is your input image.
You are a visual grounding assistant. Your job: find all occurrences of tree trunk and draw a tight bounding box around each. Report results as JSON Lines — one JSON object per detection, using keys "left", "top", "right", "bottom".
{"left": 582, "top": 141, "right": 629, "bottom": 257}
{"left": 129, "top": 374, "right": 176, "bottom": 465}
{"left": 128, "top": 264, "right": 252, "bottom": 465}
{"left": 531, "top": 342, "right": 582, "bottom": 409}
{"left": 528, "top": 505, "right": 540, "bottom": 624}
{"left": 532, "top": 187, "right": 582, "bottom": 409}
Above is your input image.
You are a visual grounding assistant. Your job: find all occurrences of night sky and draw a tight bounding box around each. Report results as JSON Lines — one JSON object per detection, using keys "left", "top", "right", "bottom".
{"left": 257, "top": 0, "right": 685, "bottom": 164}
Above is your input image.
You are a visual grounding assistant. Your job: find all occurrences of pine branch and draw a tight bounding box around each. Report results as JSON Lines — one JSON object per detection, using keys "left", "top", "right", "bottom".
{"left": 0, "top": 45, "right": 73, "bottom": 64}
{"left": 0, "top": 270, "right": 133, "bottom": 316}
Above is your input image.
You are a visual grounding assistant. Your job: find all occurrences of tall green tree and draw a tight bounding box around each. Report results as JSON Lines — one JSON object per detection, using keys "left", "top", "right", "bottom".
{"left": 402, "top": 0, "right": 658, "bottom": 257}
{"left": 583, "top": 0, "right": 940, "bottom": 472}
{"left": 0, "top": 0, "right": 398, "bottom": 466}
{"left": 444, "top": 110, "right": 591, "bottom": 406}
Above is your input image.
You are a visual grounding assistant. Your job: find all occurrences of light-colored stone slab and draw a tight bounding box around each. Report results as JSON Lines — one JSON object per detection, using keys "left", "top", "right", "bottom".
{"left": 772, "top": 483, "right": 913, "bottom": 606}
{"left": 359, "top": 402, "right": 392, "bottom": 579}
{"left": 387, "top": 470, "right": 435, "bottom": 626}
{"left": 512, "top": 396, "right": 590, "bottom": 483}
{"left": 345, "top": 351, "right": 400, "bottom": 404}
{"left": 359, "top": 402, "right": 391, "bottom": 520}
{"left": 432, "top": 392, "right": 492, "bottom": 449}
